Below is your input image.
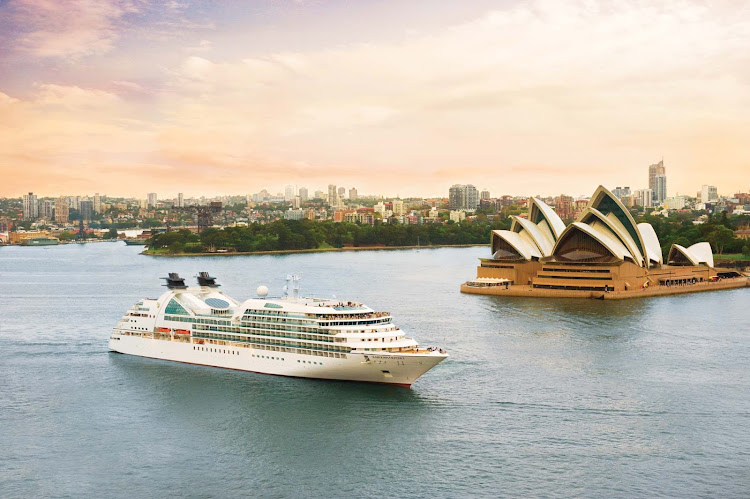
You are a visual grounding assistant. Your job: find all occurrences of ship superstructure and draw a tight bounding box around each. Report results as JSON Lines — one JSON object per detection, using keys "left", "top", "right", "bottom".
{"left": 110, "top": 273, "right": 447, "bottom": 386}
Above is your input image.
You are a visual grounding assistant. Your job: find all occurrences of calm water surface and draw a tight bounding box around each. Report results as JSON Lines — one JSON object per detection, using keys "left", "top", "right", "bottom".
{"left": 1, "top": 243, "right": 749, "bottom": 497}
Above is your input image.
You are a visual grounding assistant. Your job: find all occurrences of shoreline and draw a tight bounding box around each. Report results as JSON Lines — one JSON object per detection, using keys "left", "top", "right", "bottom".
{"left": 141, "top": 243, "right": 488, "bottom": 257}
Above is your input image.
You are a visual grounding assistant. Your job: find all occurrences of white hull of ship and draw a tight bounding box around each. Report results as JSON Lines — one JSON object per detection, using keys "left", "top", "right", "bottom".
{"left": 109, "top": 332, "right": 445, "bottom": 387}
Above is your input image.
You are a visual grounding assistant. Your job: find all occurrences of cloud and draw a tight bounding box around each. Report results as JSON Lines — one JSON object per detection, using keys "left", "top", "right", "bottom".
{"left": 1, "top": 1, "right": 749, "bottom": 196}
{"left": 4, "top": 0, "right": 139, "bottom": 59}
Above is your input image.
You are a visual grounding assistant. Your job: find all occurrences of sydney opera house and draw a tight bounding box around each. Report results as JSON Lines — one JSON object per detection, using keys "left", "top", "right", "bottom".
{"left": 461, "top": 186, "right": 748, "bottom": 299}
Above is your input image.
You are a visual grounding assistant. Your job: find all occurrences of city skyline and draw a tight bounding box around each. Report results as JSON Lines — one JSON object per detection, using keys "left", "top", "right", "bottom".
{"left": 1, "top": 1, "right": 749, "bottom": 197}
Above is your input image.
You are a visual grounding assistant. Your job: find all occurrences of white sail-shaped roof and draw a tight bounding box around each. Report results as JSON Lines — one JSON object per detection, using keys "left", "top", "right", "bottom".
{"left": 511, "top": 216, "right": 555, "bottom": 256}
{"left": 687, "top": 242, "right": 714, "bottom": 267}
{"left": 588, "top": 185, "right": 651, "bottom": 267}
{"left": 578, "top": 207, "right": 645, "bottom": 267}
{"left": 669, "top": 242, "right": 714, "bottom": 267}
{"left": 637, "top": 223, "right": 663, "bottom": 266}
{"left": 553, "top": 222, "right": 632, "bottom": 262}
{"left": 529, "top": 197, "right": 566, "bottom": 240}
{"left": 491, "top": 230, "right": 541, "bottom": 261}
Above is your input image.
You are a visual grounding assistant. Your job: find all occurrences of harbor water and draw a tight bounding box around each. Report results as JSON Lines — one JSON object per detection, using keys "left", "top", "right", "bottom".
{"left": 1, "top": 243, "right": 749, "bottom": 497}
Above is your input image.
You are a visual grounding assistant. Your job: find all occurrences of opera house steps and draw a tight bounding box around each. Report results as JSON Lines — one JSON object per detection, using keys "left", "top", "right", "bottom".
{"left": 462, "top": 186, "right": 749, "bottom": 300}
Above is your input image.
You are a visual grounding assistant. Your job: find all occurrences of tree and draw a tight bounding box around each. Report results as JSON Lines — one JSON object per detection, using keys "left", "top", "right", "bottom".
{"left": 706, "top": 226, "right": 735, "bottom": 255}
{"left": 106, "top": 228, "right": 118, "bottom": 239}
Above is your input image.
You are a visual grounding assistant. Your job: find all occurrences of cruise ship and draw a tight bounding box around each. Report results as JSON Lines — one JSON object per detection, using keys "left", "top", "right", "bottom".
{"left": 109, "top": 273, "right": 448, "bottom": 386}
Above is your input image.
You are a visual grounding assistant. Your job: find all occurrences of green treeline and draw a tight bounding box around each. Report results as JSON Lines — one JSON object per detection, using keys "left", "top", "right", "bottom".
{"left": 147, "top": 218, "right": 511, "bottom": 254}
{"left": 638, "top": 211, "right": 750, "bottom": 257}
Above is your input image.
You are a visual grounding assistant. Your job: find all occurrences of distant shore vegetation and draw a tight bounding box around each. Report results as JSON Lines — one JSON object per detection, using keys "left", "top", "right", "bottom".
{"left": 145, "top": 218, "right": 511, "bottom": 255}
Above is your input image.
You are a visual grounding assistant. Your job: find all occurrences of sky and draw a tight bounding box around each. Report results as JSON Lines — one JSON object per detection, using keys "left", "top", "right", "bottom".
{"left": 0, "top": 0, "right": 749, "bottom": 199}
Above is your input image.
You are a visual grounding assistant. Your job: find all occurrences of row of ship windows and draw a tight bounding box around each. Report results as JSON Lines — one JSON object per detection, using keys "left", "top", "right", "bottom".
{"left": 195, "top": 325, "right": 336, "bottom": 343}
{"left": 191, "top": 346, "right": 288, "bottom": 362}
{"left": 196, "top": 338, "right": 347, "bottom": 359}
{"left": 194, "top": 333, "right": 351, "bottom": 353}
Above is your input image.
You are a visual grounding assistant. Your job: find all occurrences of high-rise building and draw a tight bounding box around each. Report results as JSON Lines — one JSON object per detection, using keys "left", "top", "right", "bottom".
{"left": 634, "top": 188, "right": 653, "bottom": 208}
{"left": 648, "top": 160, "right": 666, "bottom": 203}
{"left": 298, "top": 187, "right": 308, "bottom": 201}
{"left": 293, "top": 196, "right": 301, "bottom": 209}
{"left": 701, "top": 185, "right": 718, "bottom": 204}
{"left": 480, "top": 189, "right": 490, "bottom": 200}
{"left": 284, "top": 185, "right": 295, "bottom": 202}
{"left": 349, "top": 187, "right": 358, "bottom": 201}
{"left": 449, "top": 184, "right": 479, "bottom": 210}
{"left": 177, "top": 193, "right": 184, "bottom": 208}
{"left": 55, "top": 196, "right": 69, "bottom": 223}
{"left": 147, "top": 192, "right": 157, "bottom": 208}
{"left": 23, "top": 192, "right": 38, "bottom": 220}
{"left": 612, "top": 186, "right": 631, "bottom": 200}
{"left": 93, "top": 193, "right": 102, "bottom": 213}
{"left": 553, "top": 194, "right": 574, "bottom": 220}
{"left": 68, "top": 196, "right": 80, "bottom": 210}
{"left": 328, "top": 185, "right": 339, "bottom": 207}
{"left": 80, "top": 200, "right": 93, "bottom": 221}
{"left": 338, "top": 186, "right": 346, "bottom": 201}
{"left": 392, "top": 199, "right": 405, "bottom": 216}
{"left": 654, "top": 174, "right": 667, "bottom": 205}
{"left": 314, "top": 190, "right": 324, "bottom": 200}
{"left": 40, "top": 199, "right": 54, "bottom": 220}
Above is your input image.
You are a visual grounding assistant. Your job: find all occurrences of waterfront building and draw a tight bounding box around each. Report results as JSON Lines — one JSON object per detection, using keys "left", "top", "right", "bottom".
{"left": 55, "top": 196, "right": 69, "bottom": 223}
{"left": 80, "top": 200, "right": 93, "bottom": 221}
{"left": 299, "top": 187, "right": 309, "bottom": 201}
{"left": 39, "top": 199, "right": 54, "bottom": 220}
{"left": 349, "top": 187, "right": 358, "bottom": 201}
{"left": 449, "top": 184, "right": 479, "bottom": 211}
{"left": 648, "top": 160, "right": 666, "bottom": 203}
{"left": 392, "top": 199, "right": 405, "bottom": 216}
{"left": 449, "top": 210, "right": 465, "bottom": 223}
{"left": 147, "top": 192, "right": 157, "bottom": 208}
{"left": 701, "top": 185, "right": 718, "bottom": 204}
{"left": 23, "top": 192, "right": 38, "bottom": 220}
{"left": 463, "top": 185, "right": 747, "bottom": 299}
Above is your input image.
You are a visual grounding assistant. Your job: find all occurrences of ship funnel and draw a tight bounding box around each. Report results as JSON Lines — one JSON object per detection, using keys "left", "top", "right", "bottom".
{"left": 162, "top": 273, "right": 187, "bottom": 289}
{"left": 197, "top": 271, "right": 219, "bottom": 287}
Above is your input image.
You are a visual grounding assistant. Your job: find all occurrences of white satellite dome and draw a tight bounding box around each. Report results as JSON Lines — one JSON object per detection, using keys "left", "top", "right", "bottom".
{"left": 256, "top": 285, "right": 269, "bottom": 298}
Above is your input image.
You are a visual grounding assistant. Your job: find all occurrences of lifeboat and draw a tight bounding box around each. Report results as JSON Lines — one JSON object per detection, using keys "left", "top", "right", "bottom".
{"left": 175, "top": 329, "right": 190, "bottom": 335}
{"left": 157, "top": 327, "right": 171, "bottom": 333}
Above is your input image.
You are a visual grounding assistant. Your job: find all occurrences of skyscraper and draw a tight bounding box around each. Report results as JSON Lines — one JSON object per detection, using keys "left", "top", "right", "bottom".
{"left": 80, "top": 200, "right": 93, "bottom": 221}
{"left": 648, "top": 160, "right": 665, "bottom": 203}
{"left": 338, "top": 186, "right": 346, "bottom": 201}
{"left": 328, "top": 185, "right": 338, "bottom": 207}
{"left": 284, "top": 185, "right": 295, "bottom": 202}
{"left": 177, "top": 192, "right": 184, "bottom": 208}
{"left": 654, "top": 174, "right": 667, "bottom": 205}
{"left": 480, "top": 189, "right": 490, "bottom": 200}
{"left": 449, "top": 184, "right": 479, "bottom": 210}
{"left": 93, "top": 193, "right": 102, "bottom": 213}
{"left": 147, "top": 192, "right": 157, "bottom": 208}
{"left": 701, "top": 185, "right": 718, "bottom": 203}
{"left": 23, "top": 192, "right": 38, "bottom": 220}
{"left": 55, "top": 196, "right": 69, "bottom": 223}
{"left": 349, "top": 187, "right": 358, "bottom": 201}
{"left": 298, "top": 187, "right": 308, "bottom": 201}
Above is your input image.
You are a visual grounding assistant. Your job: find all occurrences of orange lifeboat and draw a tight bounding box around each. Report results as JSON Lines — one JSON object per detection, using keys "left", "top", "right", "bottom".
{"left": 175, "top": 329, "right": 190, "bottom": 335}
{"left": 157, "top": 327, "right": 171, "bottom": 333}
